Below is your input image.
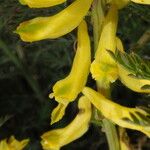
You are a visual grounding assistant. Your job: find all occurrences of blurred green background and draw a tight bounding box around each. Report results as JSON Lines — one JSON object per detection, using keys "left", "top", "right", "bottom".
{"left": 0, "top": 0, "right": 150, "bottom": 149}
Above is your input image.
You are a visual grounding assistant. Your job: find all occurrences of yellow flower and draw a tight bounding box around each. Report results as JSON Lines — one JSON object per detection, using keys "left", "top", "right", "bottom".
{"left": 82, "top": 87, "right": 150, "bottom": 137}
{"left": 15, "top": 0, "right": 93, "bottom": 42}
{"left": 41, "top": 96, "right": 91, "bottom": 150}
{"left": 19, "top": 0, "right": 66, "bottom": 8}
{"left": 15, "top": 0, "right": 150, "bottom": 42}
{"left": 0, "top": 136, "right": 29, "bottom": 150}
{"left": 90, "top": 5, "right": 118, "bottom": 88}
{"left": 116, "top": 37, "right": 150, "bottom": 93}
{"left": 50, "top": 20, "right": 91, "bottom": 104}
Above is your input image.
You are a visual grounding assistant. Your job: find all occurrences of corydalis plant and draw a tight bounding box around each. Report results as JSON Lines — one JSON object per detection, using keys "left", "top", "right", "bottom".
{"left": 15, "top": 0, "right": 150, "bottom": 150}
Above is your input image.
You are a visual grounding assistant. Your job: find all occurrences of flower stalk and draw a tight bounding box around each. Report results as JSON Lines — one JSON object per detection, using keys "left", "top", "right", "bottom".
{"left": 92, "top": 1, "right": 120, "bottom": 150}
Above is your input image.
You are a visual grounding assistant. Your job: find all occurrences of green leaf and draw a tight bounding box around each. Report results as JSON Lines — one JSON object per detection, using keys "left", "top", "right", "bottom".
{"left": 108, "top": 49, "right": 150, "bottom": 80}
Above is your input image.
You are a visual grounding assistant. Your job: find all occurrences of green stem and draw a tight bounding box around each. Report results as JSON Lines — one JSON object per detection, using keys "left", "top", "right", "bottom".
{"left": 0, "top": 39, "right": 44, "bottom": 103}
{"left": 92, "top": 1, "right": 120, "bottom": 150}
{"left": 92, "top": 0, "right": 105, "bottom": 51}
{"left": 102, "top": 119, "right": 120, "bottom": 150}
{"left": 97, "top": 82, "right": 120, "bottom": 150}
{"left": 92, "top": 0, "right": 100, "bottom": 51}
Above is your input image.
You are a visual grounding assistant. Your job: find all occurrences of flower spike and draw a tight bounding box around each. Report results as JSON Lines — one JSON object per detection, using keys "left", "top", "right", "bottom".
{"left": 41, "top": 96, "right": 91, "bottom": 150}
{"left": 51, "top": 20, "right": 91, "bottom": 104}
{"left": 82, "top": 87, "right": 150, "bottom": 137}
{"left": 90, "top": 5, "right": 118, "bottom": 88}
{"left": 19, "top": 0, "right": 66, "bottom": 8}
{"left": 15, "top": 0, "right": 93, "bottom": 42}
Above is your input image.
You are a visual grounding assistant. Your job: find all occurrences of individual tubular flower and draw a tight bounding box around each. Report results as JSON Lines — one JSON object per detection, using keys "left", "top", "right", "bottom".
{"left": 41, "top": 96, "right": 91, "bottom": 150}
{"left": 15, "top": 0, "right": 93, "bottom": 42}
{"left": 82, "top": 87, "right": 150, "bottom": 137}
{"left": 50, "top": 20, "right": 91, "bottom": 104}
{"left": 19, "top": 0, "right": 66, "bottom": 8}
{"left": 0, "top": 136, "right": 29, "bottom": 150}
{"left": 116, "top": 37, "right": 150, "bottom": 93}
{"left": 90, "top": 5, "right": 118, "bottom": 88}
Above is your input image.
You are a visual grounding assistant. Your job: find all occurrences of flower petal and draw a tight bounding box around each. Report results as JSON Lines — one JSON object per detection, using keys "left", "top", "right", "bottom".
{"left": 19, "top": 0, "right": 66, "bottom": 8}
{"left": 90, "top": 61, "right": 118, "bottom": 88}
{"left": 94, "top": 5, "right": 118, "bottom": 63}
{"left": 91, "top": 5, "right": 118, "bottom": 88}
{"left": 51, "top": 103, "right": 68, "bottom": 125}
{"left": 51, "top": 20, "right": 91, "bottom": 104}
{"left": 0, "top": 140, "right": 9, "bottom": 150}
{"left": 131, "top": 0, "right": 150, "bottom": 4}
{"left": 82, "top": 87, "right": 150, "bottom": 137}
{"left": 15, "top": 0, "right": 93, "bottom": 42}
{"left": 8, "top": 136, "right": 29, "bottom": 150}
{"left": 41, "top": 96, "right": 91, "bottom": 150}
{"left": 0, "top": 136, "right": 29, "bottom": 150}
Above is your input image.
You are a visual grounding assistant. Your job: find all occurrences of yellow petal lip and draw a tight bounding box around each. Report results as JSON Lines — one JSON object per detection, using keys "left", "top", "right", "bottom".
{"left": 131, "top": 0, "right": 150, "bottom": 4}
{"left": 0, "top": 136, "right": 29, "bottom": 150}
{"left": 19, "top": 0, "right": 66, "bottom": 8}
{"left": 82, "top": 87, "right": 150, "bottom": 137}
{"left": 41, "top": 96, "right": 91, "bottom": 150}
{"left": 8, "top": 136, "right": 29, "bottom": 150}
{"left": 0, "top": 140, "right": 9, "bottom": 150}
{"left": 52, "top": 20, "right": 91, "bottom": 104}
{"left": 90, "top": 60, "right": 118, "bottom": 88}
{"left": 15, "top": 0, "right": 93, "bottom": 42}
{"left": 51, "top": 103, "right": 68, "bottom": 125}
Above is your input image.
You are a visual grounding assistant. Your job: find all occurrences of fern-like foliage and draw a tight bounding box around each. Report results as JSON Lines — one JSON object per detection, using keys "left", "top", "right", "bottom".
{"left": 0, "top": 115, "right": 12, "bottom": 127}
{"left": 108, "top": 50, "right": 150, "bottom": 90}
{"left": 108, "top": 50, "right": 150, "bottom": 80}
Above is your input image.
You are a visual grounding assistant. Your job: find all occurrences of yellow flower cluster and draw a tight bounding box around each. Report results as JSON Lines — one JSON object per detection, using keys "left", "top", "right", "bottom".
{"left": 15, "top": 0, "right": 150, "bottom": 149}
